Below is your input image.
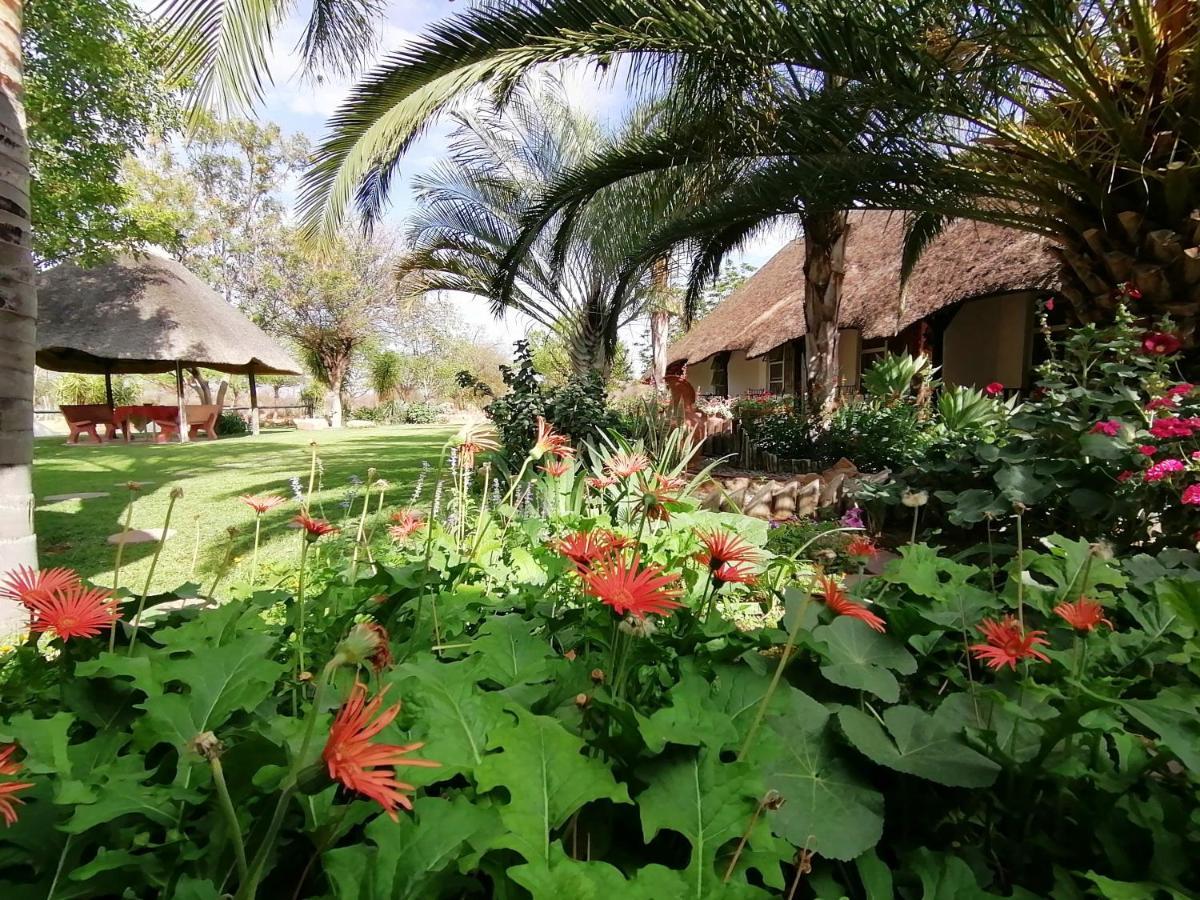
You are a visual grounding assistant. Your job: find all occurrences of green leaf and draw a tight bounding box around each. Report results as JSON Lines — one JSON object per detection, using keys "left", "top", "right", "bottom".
{"left": 173, "top": 876, "right": 223, "bottom": 900}
{"left": 638, "top": 749, "right": 761, "bottom": 898}
{"left": 878, "top": 543, "right": 979, "bottom": 600}
{"left": 508, "top": 846, "right": 631, "bottom": 898}
{"left": 468, "top": 615, "right": 553, "bottom": 687}
{"left": 476, "top": 706, "right": 629, "bottom": 865}
{"left": 907, "top": 848, "right": 1003, "bottom": 899}
{"left": 837, "top": 706, "right": 1000, "bottom": 787}
{"left": 757, "top": 694, "right": 884, "bottom": 862}
{"left": 814, "top": 617, "right": 916, "bottom": 703}
{"left": 856, "top": 850, "right": 894, "bottom": 899}
{"left": 0, "top": 712, "right": 74, "bottom": 776}
{"left": 637, "top": 661, "right": 740, "bottom": 753}
{"left": 1080, "top": 871, "right": 1193, "bottom": 900}
{"left": 324, "top": 795, "right": 502, "bottom": 900}
{"left": 1155, "top": 578, "right": 1200, "bottom": 631}
{"left": 1077, "top": 433, "right": 1125, "bottom": 460}
{"left": 392, "top": 656, "right": 508, "bottom": 781}
{"left": 995, "top": 463, "right": 1051, "bottom": 505}
{"left": 1121, "top": 689, "right": 1200, "bottom": 772}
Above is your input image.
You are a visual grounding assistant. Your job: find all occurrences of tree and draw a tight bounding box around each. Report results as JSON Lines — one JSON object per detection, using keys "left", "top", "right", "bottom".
{"left": 252, "top": 229, "right": 399, "bottom": 428}
{"left": 24, "top": 0, "right": 175, "bottom": 264}
{"left": 395, "top": 80, "right": 655, "bottom": 377}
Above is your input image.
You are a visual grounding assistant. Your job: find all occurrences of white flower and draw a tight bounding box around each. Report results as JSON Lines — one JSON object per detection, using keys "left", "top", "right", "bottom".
{"left": 618, "top": 616, "right": 658, "bottom": 639}
{"left": 901, "top": 489, "right": 929, "bottom": 508}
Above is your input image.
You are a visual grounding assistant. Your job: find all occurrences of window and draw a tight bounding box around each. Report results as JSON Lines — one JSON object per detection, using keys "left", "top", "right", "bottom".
{"left": 711, "top": 352, "right": 729, "bottom": 398}
{"left": 767, "top": 347, "right": 786, "bottom": 394}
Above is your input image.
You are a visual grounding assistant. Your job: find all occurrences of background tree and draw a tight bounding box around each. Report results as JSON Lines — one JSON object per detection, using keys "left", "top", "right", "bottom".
{"left": 25, "top": 0, "right": 175, "bottom": 264}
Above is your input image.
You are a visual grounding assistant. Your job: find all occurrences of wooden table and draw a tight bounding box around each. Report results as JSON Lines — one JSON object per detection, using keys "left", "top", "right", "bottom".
{"left": 112, "top": 405, "right": 181, "bottom": 442}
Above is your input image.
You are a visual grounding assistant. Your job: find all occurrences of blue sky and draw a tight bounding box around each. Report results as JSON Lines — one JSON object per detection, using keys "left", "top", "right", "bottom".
{"left": 156, "top": 1, "right": 792, "bottom": 352}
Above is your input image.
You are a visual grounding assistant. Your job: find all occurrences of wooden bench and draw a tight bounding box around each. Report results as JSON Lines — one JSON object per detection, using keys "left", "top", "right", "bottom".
{"left": 59, "top": 405, "right": 118, "bottom": 444}
{"left": 157, "top": 404, "right": 221, "bottom": 442}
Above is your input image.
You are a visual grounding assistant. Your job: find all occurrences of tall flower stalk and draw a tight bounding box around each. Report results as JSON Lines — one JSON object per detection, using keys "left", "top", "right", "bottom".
{"left": 111, "top": 481, "right": 142, "bottom": 597}
{"left": 127, "top": 487, "right": 183, "bottom": 655}
{"left": 292, "top": 515, "right": 338, "bottom": 678}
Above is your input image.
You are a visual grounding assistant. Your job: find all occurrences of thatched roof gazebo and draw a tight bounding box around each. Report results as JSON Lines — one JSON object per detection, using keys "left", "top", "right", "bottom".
{"left": 669, "top": 210, "right": 1061, "bottom": 367}
{"left": 36, "top": 254, "right": 302, "bottom": 439}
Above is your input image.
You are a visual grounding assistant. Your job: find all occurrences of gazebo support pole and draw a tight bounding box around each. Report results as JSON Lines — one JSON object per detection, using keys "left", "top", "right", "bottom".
{"left": 104, "top": 369, "right": 114, "bottom": 410}
{"left": 174, "top": 362, "right": 189, "bottom": 444}
{"left": 248, "top": 372, "right": 260, "bottom": 436}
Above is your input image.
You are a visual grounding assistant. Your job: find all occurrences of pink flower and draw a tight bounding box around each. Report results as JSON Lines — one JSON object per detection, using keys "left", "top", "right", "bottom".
{"left": 1182, "top": 484, "right": 1200, "bottom": 506}
{"left": 1150, "top": 417, "right": 1195, "bottom": 440}
{"left": 1044, "top": 298, "right": 1055, "bottom": 311}
{"left": 984, "top": 382, "right": 1004, "bottom": 396}
{"left": 1124, "top": 282, "right": 1142, "bottom": 300}
{"left": 1142, "top": 332, "right": 1182, "bottom": 355}
{"left": 1136, "top": 445, "right": 1157, "bottom": 456}
{"left": 1145, "top": 459, "right": 1186, "bottom": 483}
{"left": 1167, "top": 383, "right": 1194, "bottom": 397}
{"left": 1116, "top": 470, "right": 1135, "bottom": 483}
{"left": 1090, "top": 420, "right": 1121, "bottom": 437}
{"left": 1146, "top": 396, "right": 1178, "bottom": 412}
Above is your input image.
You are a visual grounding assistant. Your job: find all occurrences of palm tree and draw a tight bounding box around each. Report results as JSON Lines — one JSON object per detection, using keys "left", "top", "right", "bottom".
{"left": 0, "top": 0, "right": 39, "bottom": 614}
{"left": 296, "top": 0, "right": 1200, "bottom": 367}
{"left": 395, "top": 80, "right": 658, "bottom": 377}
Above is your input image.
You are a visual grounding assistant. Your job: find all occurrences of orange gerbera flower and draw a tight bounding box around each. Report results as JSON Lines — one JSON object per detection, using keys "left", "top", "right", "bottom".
{"left": 605, "top": 450, "right": 650, "bottom": 479}
{"left": 0, "top": 565, "right": 80, "bottom": 610}
{"left": 240, "top": 494, "right": 285, "bottom": 515}
{"left": 30, "top": 586, "right": 119, "bottom": 641}
{"left": 597, "top": 530, "right": 638, "bottom": 551}
{"left": 322, "top": 682, "right": 439, "bottom": 820}
{"left": 814, "top": 575, "right": 885, "bottom": 633}
{"left": 0, "top": 744, "right": 33, "bottom": 827}
{"left": 970, "top": 617, "right": 1050, "bottom": 670}
{"left": 713, "top": 562, "right": 757, "bottom": 586}
{"left": 586, "top": 475, "right": 617, "bottom": 490}
{"left": 540, "top": 458, "right": 573, "bottom": 478}
{"left": 1053, "top": 598, "right": 1113, "bottom": 633}
{"left": 456, "top": 424, "right": 500, "bottom": 469}
{"left": 638, "top": 475, "right": 680, "bottom": 523}
{"left": 388, "top": 509, "right": 424, "bottom": 542}
{"left": 845, "top": 536, "right": 877, "bottom": 559}
{"left": 552, "top": 531, "right": 609, "bottom": 572}
{"left": 581, "top": 552, "right": 684, "bottom": 619}
{"left": 294, "top": 514, "right": 339, "bottom": 541}
{"left": 696, "top": 529, "right": 760, "bottom": 573}
{"left": 532, "top": 416, "right": 574, "bottom": 460}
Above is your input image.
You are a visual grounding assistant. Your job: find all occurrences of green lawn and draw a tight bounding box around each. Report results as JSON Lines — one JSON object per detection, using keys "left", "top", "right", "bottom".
{"left": 33, "top": 425, "right": 454, "bottom": 596}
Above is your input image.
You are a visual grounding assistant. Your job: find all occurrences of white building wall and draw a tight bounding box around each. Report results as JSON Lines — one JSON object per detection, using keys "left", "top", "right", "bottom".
{"left": 728, "top": 352, "right": 767, "bottom": 395}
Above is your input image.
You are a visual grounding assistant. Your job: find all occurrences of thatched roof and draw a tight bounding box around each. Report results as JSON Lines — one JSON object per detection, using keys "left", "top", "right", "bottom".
{"left": 669, "top": 210, "right": 1060, "bottom": 365}
{"left": 36, "top": 254, "right": 302, "bottom": 376}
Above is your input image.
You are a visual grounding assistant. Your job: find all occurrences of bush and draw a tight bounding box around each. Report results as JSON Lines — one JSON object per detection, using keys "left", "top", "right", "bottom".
{"left": 819, "top": 400, "right": 931, "bottom": 471}
{"left": 402, "top": 402, "right": 440, "bottom": 424}
{"left": 54, "top": 373, "right": 138, "bottom": 406}
{"left": 215, "top": 410, "right": 248, "bottom": 436}
{"left": 747, "top": 410, "right": 819, "bottom": 459}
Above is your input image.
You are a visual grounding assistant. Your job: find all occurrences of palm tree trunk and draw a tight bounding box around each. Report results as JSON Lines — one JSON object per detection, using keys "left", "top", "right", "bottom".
{"left": 648, "top": 257, "right": 671, "bottom": 390}
{"left": 802, "top": 210, "right": 851, "bottom": 413}
{"left": 0, "top": 0, "right": 37, "bottom": 627}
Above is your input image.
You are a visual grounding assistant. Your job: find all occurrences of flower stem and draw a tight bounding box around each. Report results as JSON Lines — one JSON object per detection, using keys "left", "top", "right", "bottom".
{"left": 127, "top": 492, "right": 179, "bottom": 655}
{"left": 349, "top": 478, "right": 373, "bottom": 581}
{"left": 210, "top": 755, "right": 249, "bottom": 884}
{"left": 296, "top": 538, "right": 311, "bottom": 678}
{"left": 1014, "top": 506, "right": 1026, "bottom": 629}
{"left": 250, "top": 515, "right": 262, "bottom": 590}
{"left": 909, "top": 507, "right": 919, "bottom": 544}
{"left": 107, "top": 496, "right": 137, "bottom": 652}
{"left": 722, "top": 793, "right": 769, "bottom": 883}
{"left": 188, "top": 514, "right": 201, "bottom": 582}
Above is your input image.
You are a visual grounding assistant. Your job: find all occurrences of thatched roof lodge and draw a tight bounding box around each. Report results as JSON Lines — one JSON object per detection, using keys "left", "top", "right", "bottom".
{"left": 36, "top": 254, "right": 302, "bottom": 377}
{"left": 671, "top": 210, "right": 1062, "bottom": 397}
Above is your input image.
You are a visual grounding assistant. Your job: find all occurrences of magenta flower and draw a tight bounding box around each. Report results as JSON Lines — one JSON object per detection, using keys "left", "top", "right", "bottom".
{"left": 1090, "top": 420, "right": 1121, "bottom": 437}
{"left": 1145, "top": 459, "right": 1186, "bottom": 483}
{"left": 1150, "top": 417, "right": 1195, "bottom": 440}
{"left": 1146, "top": 396, "right": 1178, "bottom": 412}
{"left": 1182, "top": 484, "right": 1200, "bottom": 506}
{"left": 1167, "top": 383, "right": 1194, "bottom": 397}
{"left": 1136, "top": 445, "right": 1157, "bottom": 456}
{"left": 1142, "top": 332, "right": 1182, "bottom": 356}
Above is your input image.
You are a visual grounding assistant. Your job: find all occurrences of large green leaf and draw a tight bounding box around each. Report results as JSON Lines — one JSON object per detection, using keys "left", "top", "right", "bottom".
{"left": 813, "top": 617, "right": 917, "bottom": 703}
{"left": 907, "top": 848, "right": 1004, "bottom": 899}
{"left": 638, "top": 748, "right": 762, "bottom": 898}
{"left": 837, "top": 705, "right": 1000, "bottom": 787}
{"left": 392, "top": 656, "right": 508, "bottom": 781}
{"left": 637, "top": 661, "right": 746, "bottom": 753}
{"left": 1121, "top": 688, "right": 1200, "bottom": 773}
{"left": 324, "top": 795, "right": 501, "bottom": 900}
{"left": 757, "top": 694, "right": 884, "bottom": 862}
{"left": 468, "top": 615, "right": 554, "bottom": 687}
{"left": 0, "top": 712, "right": 74, "bottom": 775}
{"left": 878, "top": 543, "right": 979, "bottom": 601}
{"left": 475, "top": 706, "right": 630, "bottom": 865}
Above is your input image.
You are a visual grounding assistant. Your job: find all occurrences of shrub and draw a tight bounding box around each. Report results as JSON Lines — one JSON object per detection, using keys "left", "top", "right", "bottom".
{"left": 402, "top": 402, "right": 440, "bottom": 424}
{"left": 215, "top": 410, "right": 248, "bottom": 436}
{"left": 749, "top": 410, "right": 819, "bottom": 459}
{"left": 818, "top": 400, "right": 931, "bottom": 471}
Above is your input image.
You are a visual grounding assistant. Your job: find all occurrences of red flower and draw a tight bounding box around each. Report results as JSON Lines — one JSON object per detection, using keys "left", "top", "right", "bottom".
{"left": 1044, "top": 298, "right": 1055, "bottom": 311}
{"left": 1182, "top": 484, "right": 1200, "bottom": 505}
{"left": 597, "top": 530, "right": 638, "bottom": 551}
{"left": 586, "top": 475, "right": 617, "bottom": 490}
{"left": 845, "top": 536, "right": 878, "bottom": 559}
{"left": 984, "top": 382, "right": 1004, "bottom": 396}
{"left": 0, "top": 745, "right": 33, "bottom": 827}
{"left": 532, "top": 417, "right": 573, "bottom": 460}
{"left": 696, "top": 529, "right": 760, "bottom": 573}
{"left": 322, "top": 682, "right": 439, "bottom": 820}
{"left": 540, "top": 459, "right": 573, "bottom": 478}
{"left": 1142, "top": 332, "right": 1182, "bottom": 355}
{"left": 30, "top": 586, "right": 119, "bottom": 641}
{"left": 581, "top": 552, "right": 683, "bottom": 619}
{"left": 552, "top": 531, "right": 609, "bottom": 572}
{"left": 1053, "top": 598, "right": 1113, "bottom": 632}
{"left": 1166, "top": 383, "right": 1194, "bottom": 397}
{"left": 970, "top": 617, "right": 1050, "bottom": 671}
{"left": 388, "top": 509, "right": 424, "bottom": 542}
{"left": 639, "top": 475, "right": 680, "bottom": 523}
{"left": 1089, "top": 420, "right": 1121, "bottom": 437}
{"left": 0, "top": 566, "right": 80, "bottom": 610}
{"left": 240, "top": 494, "right": 285, "bottom": 515}
{"left": 814, "top": 575, "right": 885, "bottom": 632}
{"left": 713, "top": 562, "right": 757, "bottom": 586}
{"left": 294, "top": 514, "right": 339, "bottom": 541}
{"left": 1150, "top": 417, "right": 1195, "bottom": 439}
{"left": 1123, "top": 282, "right": 1142, "bottom": 300}
{"left": 605, "top": 450, "right": 650, "bottom": 479}
{"left": 1135, "top": 444, "right": 1158, "bottom": 456}
{"left": 1146, "top": 396, "right": 1178, "bottom": 412}
{"left": 1116, "top": 470, "right": 1135, "bottom": 483}
{"left": 1145, "top": 459, "right": 1186, "bottom": 482}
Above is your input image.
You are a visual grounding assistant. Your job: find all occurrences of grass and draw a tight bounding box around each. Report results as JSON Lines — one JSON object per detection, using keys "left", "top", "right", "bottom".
{"left": 33, "top": 425, "right": 455, "bottom": 597}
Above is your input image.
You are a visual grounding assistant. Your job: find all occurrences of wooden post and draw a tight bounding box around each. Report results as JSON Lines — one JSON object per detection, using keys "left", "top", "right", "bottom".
{"left": 104, "top": 369, "right": 114, "bottom": 410}
{"left": 174, "top": 362, "right": 189, "bottom": 444}
{"left": 248, "top": 372, "right": 260, "bottom": 436}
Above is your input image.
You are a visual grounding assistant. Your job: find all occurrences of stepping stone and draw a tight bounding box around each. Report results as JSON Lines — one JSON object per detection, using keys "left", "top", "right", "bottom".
{"left": 114, "top": 481, "right": 154, "bottom": 489}
{"left": 42, "top": 492, "right": 110, "bottom": 503}
{"left": 106, "top": 528, "right": 176, "bottom": 545}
